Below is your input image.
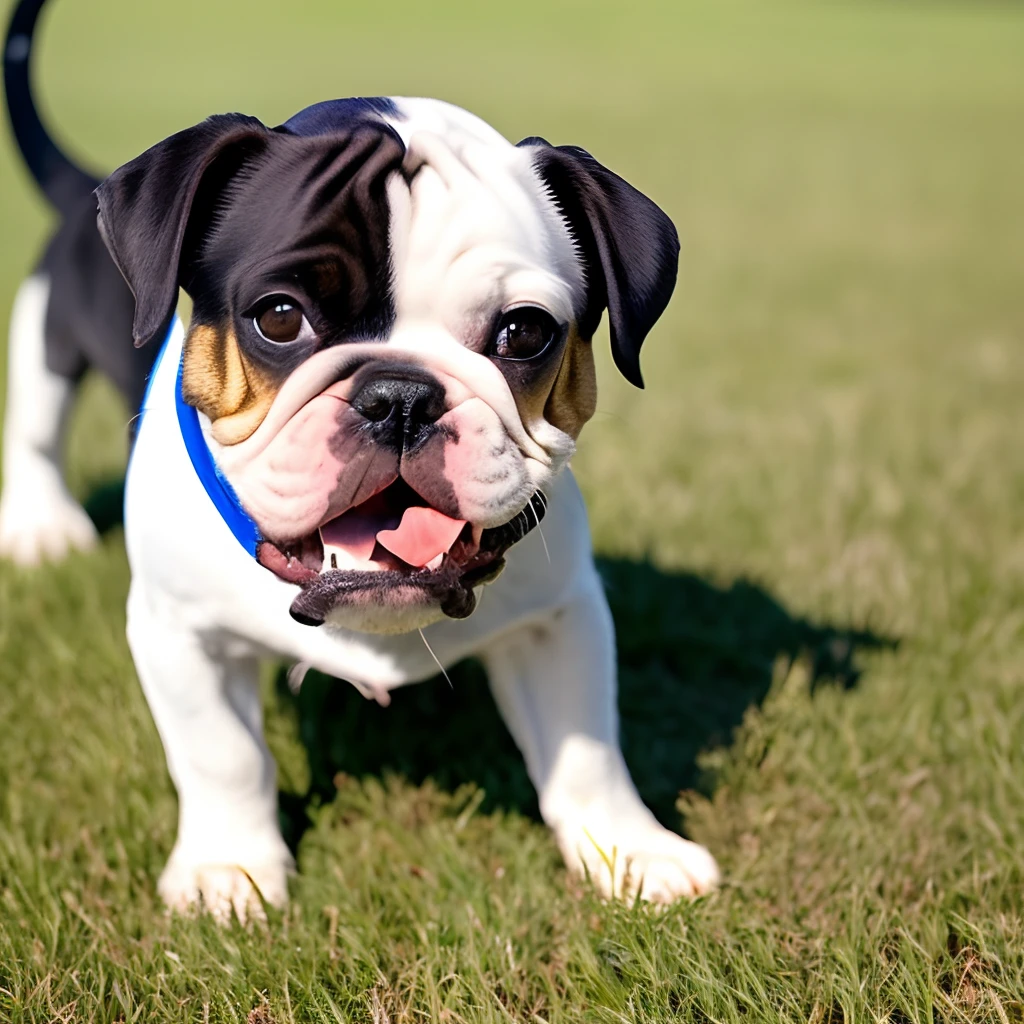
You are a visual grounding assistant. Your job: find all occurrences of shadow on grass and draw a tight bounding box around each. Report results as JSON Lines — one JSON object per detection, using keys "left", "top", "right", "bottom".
{"left": 81, "top": 479, "right": 894, "bottom": 843}
{"left": 83, "top": 477, "right": 127, "bottom": 536}
{"left": 276, "top": 556, "right": 895, "bottom": 851}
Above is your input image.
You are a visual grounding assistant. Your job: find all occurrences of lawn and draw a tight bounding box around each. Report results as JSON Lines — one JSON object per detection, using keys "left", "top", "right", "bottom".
{"left": 2, "top": 0, "right": 1024, "bottom": 1020}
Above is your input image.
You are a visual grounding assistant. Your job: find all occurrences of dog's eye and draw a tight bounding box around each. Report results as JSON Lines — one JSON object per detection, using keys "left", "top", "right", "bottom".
{"left": 491, "top": 307, "right": 558, "bottom": 361}
{"left": 252, "top": 296, "right": 313, "bottom": 344}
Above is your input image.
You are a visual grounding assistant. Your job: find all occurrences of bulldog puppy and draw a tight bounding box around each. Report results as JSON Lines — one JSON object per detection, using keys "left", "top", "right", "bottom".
{"left": 2, "top": 0, "right": 719, "bottom": 921}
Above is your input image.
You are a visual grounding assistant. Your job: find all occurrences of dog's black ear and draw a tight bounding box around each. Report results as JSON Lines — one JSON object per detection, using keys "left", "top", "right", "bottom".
{"left": 96, "top": 114, "right": 271, "bottom": 347}
{"left": 516, "top": 137, "right": 679, "bottom": 388}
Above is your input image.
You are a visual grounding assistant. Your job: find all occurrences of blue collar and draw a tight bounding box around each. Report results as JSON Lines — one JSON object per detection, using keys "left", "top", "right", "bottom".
{"left": 175, "top": 357, "right": 262, "bottom": 556}
{"left": 142, "top": 320, "right": 262, "bottom": 557}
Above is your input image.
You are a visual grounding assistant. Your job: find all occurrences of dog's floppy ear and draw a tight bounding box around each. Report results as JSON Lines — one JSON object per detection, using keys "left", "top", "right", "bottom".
{"left": 517, "top": 137, "right": 679, "bottom": 388}
{"left": 96, "top": 114, "right": 272, "bottom": 347}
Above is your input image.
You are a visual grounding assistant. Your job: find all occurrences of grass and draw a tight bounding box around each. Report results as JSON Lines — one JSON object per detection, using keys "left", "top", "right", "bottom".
{"left": 2, "top": 0, "right": 1024, "bottom": 1019}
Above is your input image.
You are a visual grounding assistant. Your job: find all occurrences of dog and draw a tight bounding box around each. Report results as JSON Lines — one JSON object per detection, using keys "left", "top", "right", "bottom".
{"left": 1, "top": 0, "right": 719, "bottom": 921}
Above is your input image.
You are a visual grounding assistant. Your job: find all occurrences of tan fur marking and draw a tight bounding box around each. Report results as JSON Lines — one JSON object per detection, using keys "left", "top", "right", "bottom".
{"left": 543, "top": 324, "right": 597, "bottom": 439}
{"left": 181, "top": 324, "right": 277, "bottom": 445}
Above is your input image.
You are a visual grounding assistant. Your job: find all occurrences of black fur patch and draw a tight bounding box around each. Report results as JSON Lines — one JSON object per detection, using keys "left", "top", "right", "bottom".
{"left": 279, "top": 97, "right": 403, "bottom": 140}
{"left": 516, "top": 137, "right": 679, "bottom": 388}
{"left": 192, "top": 124, "right": 406, "bottom": 383}
{"left": 95, "top": 108, "right": 407, "bottom": 397}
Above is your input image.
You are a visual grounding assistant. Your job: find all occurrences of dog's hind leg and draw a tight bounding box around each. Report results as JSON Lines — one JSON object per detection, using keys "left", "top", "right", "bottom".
{"left": 0, "top": 273, "right": 98, "bottom": 564}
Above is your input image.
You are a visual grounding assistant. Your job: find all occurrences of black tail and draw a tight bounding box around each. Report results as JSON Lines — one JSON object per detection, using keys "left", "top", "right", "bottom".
{"left": 4, "top": 0, "right": 99, "bottom": 217}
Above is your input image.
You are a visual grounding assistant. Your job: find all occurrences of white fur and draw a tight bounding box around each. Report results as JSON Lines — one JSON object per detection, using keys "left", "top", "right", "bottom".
{"left": 0, "top": 274, "right": 98, "bottom": 564}
{"left": 129, "top": 316, "right": 718, "bottom": 921}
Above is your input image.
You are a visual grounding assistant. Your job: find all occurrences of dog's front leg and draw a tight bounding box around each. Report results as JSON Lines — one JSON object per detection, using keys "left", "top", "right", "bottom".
{"left": 483, "top": 574, "right": 719, "bottom": 903}
{"left": 127, "top": 585, "right": 292, "bottom": 922}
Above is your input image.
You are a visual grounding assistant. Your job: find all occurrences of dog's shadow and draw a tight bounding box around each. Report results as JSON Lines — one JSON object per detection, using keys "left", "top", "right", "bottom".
{"left": 82, "top": 479, "right": 893, "bottom": 840}
{"left": 274, "top": 556, "right": 895, "bottom": 850}
{"left": 83, "top": 478, "right": 127, "bottom": 536}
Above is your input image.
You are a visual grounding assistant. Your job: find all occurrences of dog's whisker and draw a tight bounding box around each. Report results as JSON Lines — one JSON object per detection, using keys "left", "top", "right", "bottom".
{"left": 525, "top": 497, "right": 548, "bottom": 561}
{"left": 510, "top": 509, "right": 528, "bottom": 543}
{"left": 537, "top": 523, "right": 551, "bottom": 565}
{"left": 418, "top": 628, "right": 453, "bottom": 689}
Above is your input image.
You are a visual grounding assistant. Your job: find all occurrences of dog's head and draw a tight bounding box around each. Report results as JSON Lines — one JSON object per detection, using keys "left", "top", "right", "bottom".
{"left": 96, "top": 98, "right": 678, "bottom": 633}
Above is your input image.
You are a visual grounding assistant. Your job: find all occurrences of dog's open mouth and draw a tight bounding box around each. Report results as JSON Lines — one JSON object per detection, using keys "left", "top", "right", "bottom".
{"left": 256, "top": 479, "right": 547, "bottom": 626}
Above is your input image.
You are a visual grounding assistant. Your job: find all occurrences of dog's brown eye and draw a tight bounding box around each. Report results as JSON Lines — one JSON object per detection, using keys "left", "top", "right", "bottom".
{"left": 253, "top": 296, "right": 309, "bottom": 343}
{"left": 491, "top": 307, "right": 558, "bottom": 361}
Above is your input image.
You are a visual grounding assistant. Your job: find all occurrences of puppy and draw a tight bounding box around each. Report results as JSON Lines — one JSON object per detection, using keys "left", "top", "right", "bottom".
{"left": 1, "top": 0, "right": 719, "bottom": 920}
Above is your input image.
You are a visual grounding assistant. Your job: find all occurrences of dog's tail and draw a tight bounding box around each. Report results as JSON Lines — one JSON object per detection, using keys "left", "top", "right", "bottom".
{"left": 4, "top": 0, "right": 99, "bottom": 217}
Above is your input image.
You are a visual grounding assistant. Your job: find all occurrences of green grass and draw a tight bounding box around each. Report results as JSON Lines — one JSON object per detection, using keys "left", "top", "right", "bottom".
{"left": 2, "top": 0, "right": 1024, "bottom": 1019}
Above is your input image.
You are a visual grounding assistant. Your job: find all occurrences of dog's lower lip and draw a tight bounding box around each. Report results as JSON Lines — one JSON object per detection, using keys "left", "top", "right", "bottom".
{"left": 266, "top": 490, "right": 548, "bottom": 626}
{"left": 286, "top": 552, "right": 501, "bottom": 626}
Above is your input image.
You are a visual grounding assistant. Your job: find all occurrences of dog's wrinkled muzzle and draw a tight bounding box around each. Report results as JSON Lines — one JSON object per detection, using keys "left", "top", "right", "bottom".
{"left": 207, "top": 331, "right": 557, "bottom": 625}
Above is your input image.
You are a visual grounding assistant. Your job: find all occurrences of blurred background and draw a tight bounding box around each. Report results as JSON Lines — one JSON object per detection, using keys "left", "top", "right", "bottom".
{"left": 1, "top": 0, "right": 1021, "bottom": 616}
{"left": 1, "top": 0, "right": 1024, "bottom": 1016}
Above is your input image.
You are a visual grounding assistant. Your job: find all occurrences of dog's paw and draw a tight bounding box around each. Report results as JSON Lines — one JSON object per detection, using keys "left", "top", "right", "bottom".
{"left": 556, "top": 820, "right": 719, "bottom": 903}
{"left": 158, "top": 856, "right": 291, "bottom": 924}
{"left": 0, "top": 491, "right": 98, "bottom": 565}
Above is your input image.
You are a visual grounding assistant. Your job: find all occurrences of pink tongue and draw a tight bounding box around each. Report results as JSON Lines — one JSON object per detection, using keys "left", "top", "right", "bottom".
{"left": 376, "top": 507, "right": 467, "bottom": 568}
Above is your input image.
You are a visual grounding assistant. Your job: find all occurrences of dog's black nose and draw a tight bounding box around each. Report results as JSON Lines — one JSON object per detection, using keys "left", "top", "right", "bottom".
{"left": 350, "top": 372, "right": 446, "bottom": 450}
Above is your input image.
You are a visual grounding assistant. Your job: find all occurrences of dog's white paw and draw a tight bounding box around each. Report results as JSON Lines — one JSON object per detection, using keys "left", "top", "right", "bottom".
{"left": 557, "top": 819, "right": 719, "bottom": 903}
{"left": 158, "top": 855, "right": 291, "bottom": 924}
{"left": 0, "top": 490, "right": 98, "bottom": 565}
